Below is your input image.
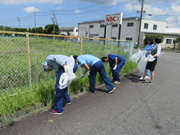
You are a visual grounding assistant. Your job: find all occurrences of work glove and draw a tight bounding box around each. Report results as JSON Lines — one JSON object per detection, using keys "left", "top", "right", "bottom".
{"left": 81, "top": 74, "right": 85, "bottom": 78}
{"left": 88, "top": 70, "right": 90, "bottom": 76}
{"left": 113, "top": 65, "right": 117, "bottom": 70}
{"left": 64, "top": 65, "right": 69, "bottom": 73}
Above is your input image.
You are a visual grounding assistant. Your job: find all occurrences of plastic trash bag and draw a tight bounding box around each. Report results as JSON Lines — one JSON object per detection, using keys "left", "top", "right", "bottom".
{"left": 147, "top": 54, "right": 155, "bottom": 62}
{"left": 131, "top": 49, "right": 144, "bottom": 64}
{"left": 59, "top": 56, "right": 76, "bottom": 89}
{"left": 138, "top": 53, "right": 148, "bottom": 74}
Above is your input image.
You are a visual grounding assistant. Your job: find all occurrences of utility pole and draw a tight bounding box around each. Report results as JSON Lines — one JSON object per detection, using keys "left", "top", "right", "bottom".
{"left": 34, "top": 12, "right": 36, "bottom": 29}
{"left": 51, "top": 11, "right": 59, "bottom": 34}
{"left": 17, "top": 17, "right": 20, "bottom": 28}
{"left": 137, "top": 0, "right": 145, "bottom": 47}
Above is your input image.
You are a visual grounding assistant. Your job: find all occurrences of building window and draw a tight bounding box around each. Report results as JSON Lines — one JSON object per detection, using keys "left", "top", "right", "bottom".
{"left": 144, "top": 23, "right": 148, "bottom": 29}
{"left": 100, "top": 24, "right": 105, "bottom": 28}
{"left": 90, "top": 25, "right": 94, "bottom": 28}
{"left": 153, "top": 24, "right": 157, "bottom": 30}
{"left": 127, "top": 23, "right": 134, "bottom": 27}
{"left": 112, "top": 37, "right": 117, "bottom": 39}
{"left": 166, "top": 39, "right": 172, "bottom": 44}
{"left": 126, "top": 37, "right": 132, "bottom": 41}
{"left": 112, "top": 24, "right": 118, "bottom": 27}
{"left": 76, "top": 29, "right": 78, "bottom": 32}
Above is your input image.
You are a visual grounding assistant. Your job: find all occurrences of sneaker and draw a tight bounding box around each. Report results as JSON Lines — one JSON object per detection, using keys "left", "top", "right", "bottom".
{"left": 139, "top": 79, "right": 145, "bottom": 83}
{"left": 145, "top": 76, "right": 150, "bottom": 79}
{"left": 139, "top": 77, "right": 143, "bottom": 80}
{"left": 108, "top": 87, "right": 116, "bottom": 94}
{"left": 114, "top": 81, "right": 120, "bottom": 84}
{"left": 147, "top": 81, "right": 153, "bottom": 85}
{"left": 67, "top": 102, "right": 71, "bottom": 105}
{"left": 49, "top": 110, "right": 63, "bottom": 115}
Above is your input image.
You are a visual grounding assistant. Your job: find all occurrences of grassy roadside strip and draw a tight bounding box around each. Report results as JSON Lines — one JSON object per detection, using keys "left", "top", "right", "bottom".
{"left": 0, "top": 60, "right": 137, "bottom": 127}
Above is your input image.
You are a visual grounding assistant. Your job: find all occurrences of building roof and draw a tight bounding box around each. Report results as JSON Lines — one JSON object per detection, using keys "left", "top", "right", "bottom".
{"left": 78, "top": 17, "right": 140, "bottom": 24}
{"left": 165, "top": 28, "right": 180, "bottom": 34}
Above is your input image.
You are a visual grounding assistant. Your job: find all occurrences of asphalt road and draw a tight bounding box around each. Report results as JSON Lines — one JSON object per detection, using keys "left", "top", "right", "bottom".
{"left": 0, "top": 50, "right": 180, "bottom": 135}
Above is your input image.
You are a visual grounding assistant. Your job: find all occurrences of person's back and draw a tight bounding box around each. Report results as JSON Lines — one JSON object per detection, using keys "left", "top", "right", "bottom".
{"left": 77, "top": 54, "right": 100, "bottom": 67}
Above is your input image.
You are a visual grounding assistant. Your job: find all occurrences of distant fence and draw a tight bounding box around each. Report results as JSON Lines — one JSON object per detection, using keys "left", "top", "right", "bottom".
{"left": 0, "top": 31, "right": 133, "bottom": 93}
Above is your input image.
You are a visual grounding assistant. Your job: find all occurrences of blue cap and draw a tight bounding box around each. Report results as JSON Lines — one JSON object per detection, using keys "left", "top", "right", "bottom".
{"left": 42, "top": 61, "right": 48, "bottom": 72}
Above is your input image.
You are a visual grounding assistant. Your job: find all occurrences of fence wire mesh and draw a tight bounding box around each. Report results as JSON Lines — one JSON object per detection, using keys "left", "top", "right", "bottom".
{"left": 0, "top": 31, "right": 133, "bottom": 94}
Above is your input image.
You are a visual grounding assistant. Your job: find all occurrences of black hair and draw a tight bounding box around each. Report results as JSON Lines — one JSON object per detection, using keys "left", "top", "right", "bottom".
{"left": 148, "top": 38, "right": 153, "bottom": 45}
{"left": 73, "top": 55, "right": 78, "bottom": 60}
{"left": 154, "top": 37, "right": 162, "bottom": 44}
{"left": 101, "top": 56, "right": 107, "bottom": 62}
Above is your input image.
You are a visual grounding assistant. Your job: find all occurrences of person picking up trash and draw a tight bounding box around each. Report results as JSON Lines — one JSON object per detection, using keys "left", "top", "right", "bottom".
{"left": 73, "top": 54, "right": 116, "bottom": 94}
{"left": 42, "top": 55, "right": 78, "bottom": 115}
{"left": 101, "top": 54, "right": 125, "bottom": 84}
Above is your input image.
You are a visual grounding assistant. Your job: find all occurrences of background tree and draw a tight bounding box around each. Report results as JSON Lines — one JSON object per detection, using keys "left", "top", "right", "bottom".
{"left": 44, "top": 24, "right": 59, "bottom": 35}
{"left": 144, "top": 34, "right": 164, "bottom": 46}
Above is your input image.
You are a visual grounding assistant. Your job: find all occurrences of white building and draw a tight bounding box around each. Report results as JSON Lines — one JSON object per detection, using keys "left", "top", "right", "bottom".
{"left": 78, "top": 16, "right": 180, "bottom": 48}
{"left": 59, "top": 27, "right": 78, "bottom": 36}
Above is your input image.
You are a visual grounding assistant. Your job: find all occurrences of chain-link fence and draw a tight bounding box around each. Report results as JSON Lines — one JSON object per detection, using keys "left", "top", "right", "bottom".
{"left": 0, "top": 31, "right": 133, "bottom": 94}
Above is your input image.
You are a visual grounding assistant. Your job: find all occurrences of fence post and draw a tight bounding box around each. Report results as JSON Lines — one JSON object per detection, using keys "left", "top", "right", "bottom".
{"left": 80, "top": 37, "right": 83, "bottom": 55}
{"left": 110, "top": 39, "right": 113, "bottom": 53}
{"left": 26, "top": 32, "right": 32, "bottom": 88}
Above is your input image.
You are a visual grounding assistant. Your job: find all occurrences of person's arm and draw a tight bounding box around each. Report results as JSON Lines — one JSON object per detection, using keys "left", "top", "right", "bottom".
{"left": 153, "top": 45, "right": 161, "bottom": 58}
{"left": 83, "top": 63, "right": 90, "bottom": 75}
{"left": 109, "top": 67, "right": 111, "bottom": 75}
{"left": 113, "top": 57, "right": 118, "bottom": 70}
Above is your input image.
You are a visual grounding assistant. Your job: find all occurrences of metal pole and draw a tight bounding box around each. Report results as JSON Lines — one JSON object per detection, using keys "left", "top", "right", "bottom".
{"left": 137, "top": 0, "right": 144, "bottom": 47}
{"left": 34, "top": 12, "right": 36, "bottom": 30}
{"left": 26, "top": 32, "right": 31, "bottom": 88}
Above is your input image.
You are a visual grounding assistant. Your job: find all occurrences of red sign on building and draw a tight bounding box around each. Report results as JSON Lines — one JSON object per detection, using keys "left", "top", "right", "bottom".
{"left": 105, "top": 13, "right": 123, "bottom": 25}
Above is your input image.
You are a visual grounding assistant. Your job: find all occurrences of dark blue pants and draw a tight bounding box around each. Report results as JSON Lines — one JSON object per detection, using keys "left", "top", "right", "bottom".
{"left": 111, "top": 60, "right": 125, "bottom": 82}
{"left": 53, "top": 62, "right": 78, "bottom": 113}
{"left": 89, "top": 61, "right": 114, "bottom": 92}
{"left": 54, "top": 69, "right": 71, "bottom": 113}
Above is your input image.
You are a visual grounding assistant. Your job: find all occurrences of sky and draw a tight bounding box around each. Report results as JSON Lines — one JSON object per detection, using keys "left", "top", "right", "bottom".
{"left": 0, "top": 0, "right": 180, "bottom": 29}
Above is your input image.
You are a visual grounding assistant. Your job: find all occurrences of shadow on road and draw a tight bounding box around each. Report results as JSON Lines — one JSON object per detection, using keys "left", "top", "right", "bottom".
{"left": 95, "top": 88, "right": 108, "bottom": 93}
{"left": 125, "top": 73, "right": 140, "bottom": 83}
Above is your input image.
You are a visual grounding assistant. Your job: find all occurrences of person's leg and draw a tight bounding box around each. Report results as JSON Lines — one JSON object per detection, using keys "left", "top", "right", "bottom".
{"left": 53, "top": 69, "right": 66, "bottom": 113}
{"left": 88, "top": 64, "right": 98, "bottom": 93}
{"left": 54, "top": 88, "right": 66, "bottom": 113}
{"left": 150, "top": 71, "right": 154, "bottom": 82}
{"left": 97, "top": 61, "right": 114, "bottom": 91}
{"left": 112, "top": 60, "right": 125, "bottom": 82}
{"left": 63, "top": 88, "right": 71, "bottom": 103}
{"left": 142, "top": 69, "right": 147, "bottom": 80}
{"left": 146, "top": 70, "right": 150, "bottom": 77}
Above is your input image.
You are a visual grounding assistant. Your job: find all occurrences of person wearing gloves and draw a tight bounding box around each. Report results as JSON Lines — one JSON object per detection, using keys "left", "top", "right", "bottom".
{"left": 139, "top": 38, "right": 153, "bottom": 80}
{"left": 42, "top": 55, "right": 78, "bottom": 115}
{"left": 141, "top": 37, "right": 162, "bottom": 85}
{"left": 73, "top": 54, "right": 116, "bottom": 93}
{"left": 101, "top": 54, "right": 126, "bottom": 84}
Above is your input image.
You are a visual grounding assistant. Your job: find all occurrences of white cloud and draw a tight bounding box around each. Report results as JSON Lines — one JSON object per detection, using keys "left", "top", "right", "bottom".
{"left": 77, "top": 0, "right": 117, "bottom": 6}
{"left": 124, "top": 3, "right": 133, "bottom": 11}
{"left": 171, "top": 2, "right": 180, "bottom": 14}
{"left": 74, "top": 10, "right": 82, "bottom": 13}
{"left": 0, "top": 0, "right": 63, "bottom": 5}
{"left": 166, "top": 16, "right": 178, "bottom": 27}
{"left": 24, "top": 6, "right": 39, "bottom": 13}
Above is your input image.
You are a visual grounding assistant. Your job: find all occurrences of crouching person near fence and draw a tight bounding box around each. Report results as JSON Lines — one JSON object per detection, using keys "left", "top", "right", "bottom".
{"left": 73, "top": 54, "right": 116, "bottom": 94}
{"left": 42, "top": 55, "right": 78, "bottom": 115}
{"left": 101, "top": 54, "right": 126, "bottom": 84}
